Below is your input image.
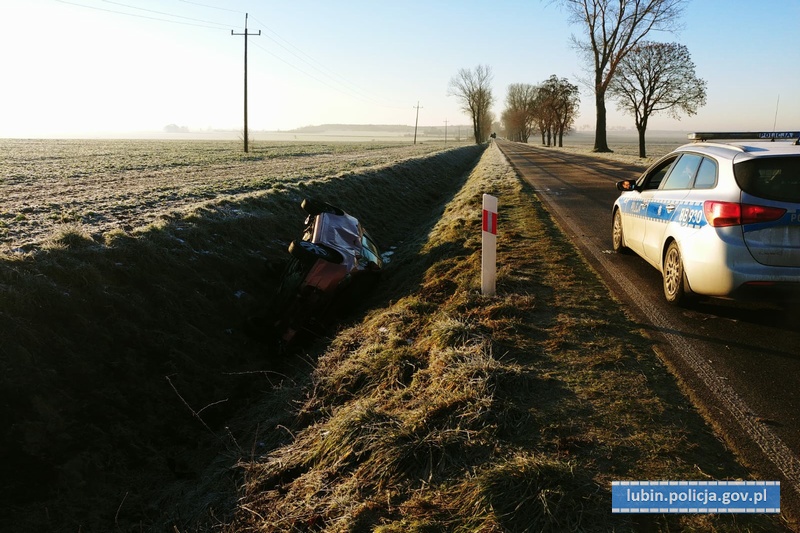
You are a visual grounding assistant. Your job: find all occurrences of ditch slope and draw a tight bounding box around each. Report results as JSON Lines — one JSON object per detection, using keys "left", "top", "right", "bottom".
{"left": 1, "top": 142, "right": 484, "bottom": 531}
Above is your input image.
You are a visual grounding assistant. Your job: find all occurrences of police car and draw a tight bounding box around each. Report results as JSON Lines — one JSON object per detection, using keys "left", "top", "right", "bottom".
{"left": 612, "top": 131, "right": 800, "bottom": 305}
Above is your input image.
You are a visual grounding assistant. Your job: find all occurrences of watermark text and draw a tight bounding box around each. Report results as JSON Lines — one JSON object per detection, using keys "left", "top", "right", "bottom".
{"left": 612, "top": 481, "right": 780, "bottom": 513}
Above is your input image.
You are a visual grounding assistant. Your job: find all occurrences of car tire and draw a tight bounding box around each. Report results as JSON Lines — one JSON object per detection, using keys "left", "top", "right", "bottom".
{"left": 663, "top": 241, "right": 692, "bottom": 306}
{"left": 612, "top": 209, "right": 627, "bottom": 253}
{"left": 289, "top": 240, "right": 344, "bottom": 264}
{"left": 301, "top": 198, "right": 344, "bottom": 216}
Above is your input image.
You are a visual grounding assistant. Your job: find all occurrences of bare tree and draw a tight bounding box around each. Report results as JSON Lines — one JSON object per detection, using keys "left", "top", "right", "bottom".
{"left": 557, "top": 0, "right": 687, "bottom": 152}
{"left": 609, "top": 41, "right": 707, "bottom": 157}
{"left": 448, "top": 65, "right": 495, "bottom": 144}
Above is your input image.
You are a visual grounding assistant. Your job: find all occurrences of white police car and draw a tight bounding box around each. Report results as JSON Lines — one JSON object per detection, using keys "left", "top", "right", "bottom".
{"left": 612, "top": 131, "right": 800, "bottom": 305}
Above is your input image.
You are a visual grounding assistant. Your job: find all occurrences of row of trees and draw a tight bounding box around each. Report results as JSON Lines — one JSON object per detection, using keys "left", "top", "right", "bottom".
{"left": 448, "top": 0, "right": 707, "bottom": 158}
{"left": 501, "top": 76, "right": 580, "bottom": 147}
{"left": 446, "top": 68, "right": 580, "bottom": 147}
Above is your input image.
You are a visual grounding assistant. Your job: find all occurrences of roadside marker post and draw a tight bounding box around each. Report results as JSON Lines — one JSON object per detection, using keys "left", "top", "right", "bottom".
{"left": 482, "top": 194, "right": 498, "bottom": 296}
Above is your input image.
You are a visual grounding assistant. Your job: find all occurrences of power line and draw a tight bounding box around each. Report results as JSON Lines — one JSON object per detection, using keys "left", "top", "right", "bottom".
{"left": 55, "top": 0, "right": 226, "bottom": 30}
{"left": 56, "top": 1, "right": 387, "bottom": 105}
{"left": 255, "top": 26, "right": 376, "bottom": 102}
{"left": 249, "top": 41, "right": 331, "bottom": 88}
{"left": 176, "top": 0, "right": 243, "bottom": 14}
{"left": 57, "top": 0, "right": 412, "bottom": 120}
{"left": 248, "top": 38, "right": 408, "bottom": 114}
{"left": 101, "top": 0, "right": 230, "bottom": 28}
{"left": 249, "top": 15, "right": 405, "bottom": 109}
{"left": 248, "top": 39, "right": 376, "bottom": 105}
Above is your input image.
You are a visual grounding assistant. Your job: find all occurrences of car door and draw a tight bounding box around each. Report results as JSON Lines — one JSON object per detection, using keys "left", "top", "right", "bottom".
{"left": 642, "top": 153, "right": 703, "bottom": 265}
{"left": 622, "top": 155, "right": 678, "bottom": 260}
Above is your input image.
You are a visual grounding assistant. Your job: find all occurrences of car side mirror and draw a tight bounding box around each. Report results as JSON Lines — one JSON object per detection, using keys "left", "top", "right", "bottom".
{"left": 616, "top": 180, "right": 636, "bottom": 192}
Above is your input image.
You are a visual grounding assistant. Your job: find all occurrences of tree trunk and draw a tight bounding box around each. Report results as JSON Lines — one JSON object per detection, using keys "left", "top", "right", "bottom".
{"left": 594, "top": 89, "right": 612, "bottom": 152}
{"left": 637, "top": 125, "right": 647, "bottom": 158}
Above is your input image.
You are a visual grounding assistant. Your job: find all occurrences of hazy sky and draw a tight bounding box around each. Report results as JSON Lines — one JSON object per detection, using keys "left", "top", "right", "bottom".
{"left": 1, "top": 0, "right": 798, "bottom": 137}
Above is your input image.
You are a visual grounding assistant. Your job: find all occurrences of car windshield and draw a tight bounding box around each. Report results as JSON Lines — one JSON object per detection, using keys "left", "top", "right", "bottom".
{"left": 734, "top": 156, "right": 800, "bottom": 203}
{"left": 361, "top": 232, "right": 382, "bottom": 266}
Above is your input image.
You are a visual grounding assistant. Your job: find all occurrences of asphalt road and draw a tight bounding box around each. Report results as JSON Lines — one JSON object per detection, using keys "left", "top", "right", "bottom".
{"left": 496, "top": 139, "right": 800, "bottom": 524}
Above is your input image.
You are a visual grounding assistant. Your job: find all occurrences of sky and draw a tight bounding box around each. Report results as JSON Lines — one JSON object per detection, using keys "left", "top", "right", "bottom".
{"left": 1, "top": 0, "right": 798, "bottom": 138}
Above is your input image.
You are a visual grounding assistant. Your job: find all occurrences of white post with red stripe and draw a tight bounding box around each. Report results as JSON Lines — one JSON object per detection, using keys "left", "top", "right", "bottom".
{"left": 482, "top": 194, "right": 498, "bottom": 296}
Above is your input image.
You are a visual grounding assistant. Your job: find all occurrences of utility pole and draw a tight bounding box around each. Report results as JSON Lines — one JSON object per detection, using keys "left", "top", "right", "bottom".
{"left": 444, "top": 119, "right": 448, "bottom": 146}
{"left": 232, "top": 13, "right": 260, "bottom": 153}
{"left": 412, "top": 101, "right": 422, "bottom": 145}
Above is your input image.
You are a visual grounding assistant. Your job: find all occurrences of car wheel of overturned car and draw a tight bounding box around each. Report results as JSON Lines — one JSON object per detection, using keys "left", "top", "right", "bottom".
{"left": 301, "top": 198, "right": 345, "bottom": 216}
{"left": 663, "top": 241, "right": 693, "bottom": 306}
{"left": 612, "top": 209, "right": 627, "bottom": 253}
{"left": 289, "top": 239, "right": 344, "bottom": 264}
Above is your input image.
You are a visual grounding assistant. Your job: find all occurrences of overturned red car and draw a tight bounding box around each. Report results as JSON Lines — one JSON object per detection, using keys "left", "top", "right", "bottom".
{"left": 271, "top": 198, "right": 383, "bottom": 343}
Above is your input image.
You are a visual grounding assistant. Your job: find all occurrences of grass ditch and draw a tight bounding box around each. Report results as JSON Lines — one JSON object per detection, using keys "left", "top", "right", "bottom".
{"left": 0, "top": 143, "right": 484, "bottom": 531}
{"left": 218, "top": 143, "right": 789, "bottom": 532}
{"left": 3, "top": 139, "right": 790, "bottom": 531}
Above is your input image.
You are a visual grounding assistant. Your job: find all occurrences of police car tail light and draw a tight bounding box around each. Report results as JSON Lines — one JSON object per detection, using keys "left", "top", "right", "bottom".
{"left": 703, "top": 201, "right": 786, "bottom": 227}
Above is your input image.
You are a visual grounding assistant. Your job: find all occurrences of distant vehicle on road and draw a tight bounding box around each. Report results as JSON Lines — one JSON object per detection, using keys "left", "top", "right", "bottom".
{"left": 271, "top": 198, "right": 383, "bottom": 343}
{"left": 612, "top": 131, "right": 800, "bottom": 305}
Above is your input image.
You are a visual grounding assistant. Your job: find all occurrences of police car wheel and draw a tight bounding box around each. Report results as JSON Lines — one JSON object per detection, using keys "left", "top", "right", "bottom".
{"left": 612, "top": 210, "right": 626, "bottom": 252}
{"left": 663, "top": 241, "right": 689, "bottom": 306}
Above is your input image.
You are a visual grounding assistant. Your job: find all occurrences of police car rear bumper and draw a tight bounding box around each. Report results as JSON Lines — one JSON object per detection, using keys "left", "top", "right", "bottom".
{"left": 682, "top": 237, "right": 800, "bottom": 297}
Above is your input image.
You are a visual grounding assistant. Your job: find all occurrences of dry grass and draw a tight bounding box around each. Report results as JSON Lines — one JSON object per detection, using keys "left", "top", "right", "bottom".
{"left": 0, "top": 141, "right": 484, "bottom": 531}
{"left": 3, "top": 137, "right": 790, "bottom": 532}
{"left": 223, "top": 143, "right": 789, "bottom": 532}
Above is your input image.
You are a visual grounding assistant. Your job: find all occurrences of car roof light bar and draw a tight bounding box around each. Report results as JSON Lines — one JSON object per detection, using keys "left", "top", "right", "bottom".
{"left": 688, "top": 131, "right": 800, "bottom": 142}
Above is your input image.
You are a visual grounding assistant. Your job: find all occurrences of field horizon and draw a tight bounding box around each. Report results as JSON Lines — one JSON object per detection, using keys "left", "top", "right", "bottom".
{"left": 1, "top": 124, "right": 694, "bottom": 145}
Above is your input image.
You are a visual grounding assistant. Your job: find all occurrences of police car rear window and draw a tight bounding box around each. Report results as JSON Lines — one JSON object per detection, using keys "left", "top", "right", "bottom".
{"left": 734, "top": 157, "right": 800, "bottom": 203}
